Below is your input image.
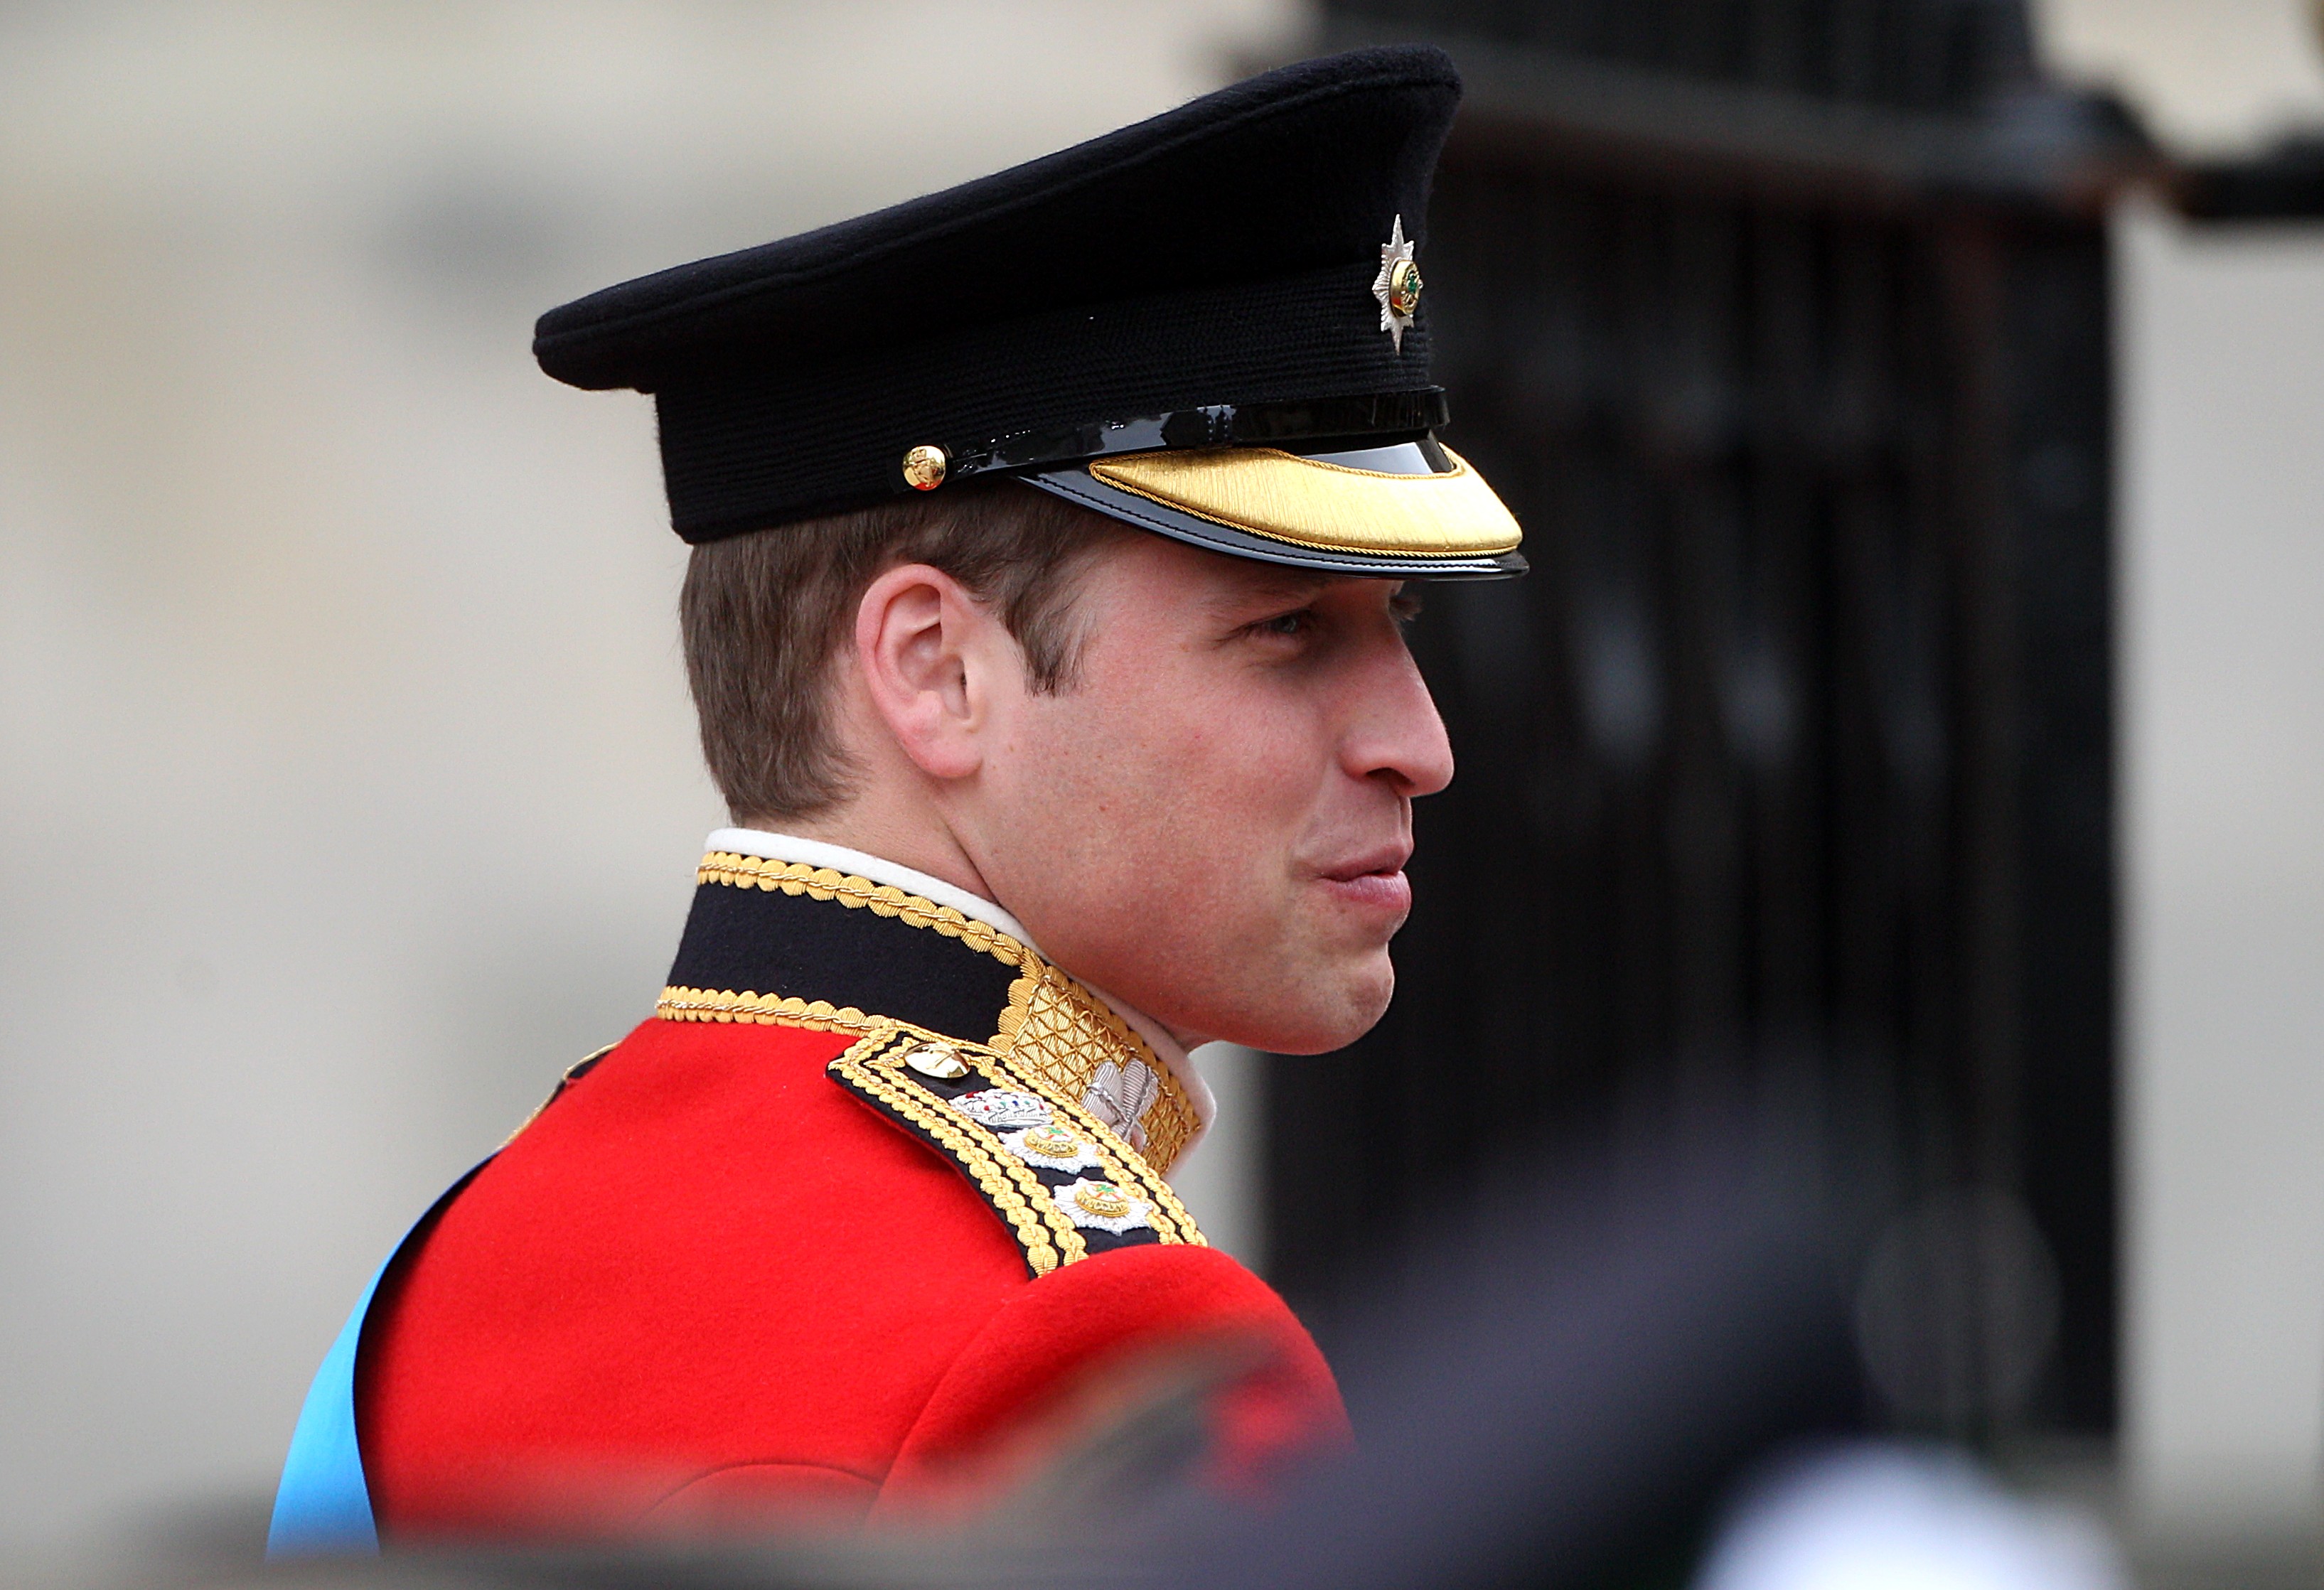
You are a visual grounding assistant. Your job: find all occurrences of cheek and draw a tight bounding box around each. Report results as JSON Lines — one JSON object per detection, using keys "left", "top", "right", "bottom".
{"left": 1086, "top": 659, "right": 1319, "bottom": 839}
{"left": 1007, "top": 657, "right": 1319, "bottom": 888}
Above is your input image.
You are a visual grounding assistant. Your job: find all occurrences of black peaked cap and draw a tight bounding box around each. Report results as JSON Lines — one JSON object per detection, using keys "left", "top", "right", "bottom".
{"left": 534, "top": 46, "right": 1464, "bottom": 544}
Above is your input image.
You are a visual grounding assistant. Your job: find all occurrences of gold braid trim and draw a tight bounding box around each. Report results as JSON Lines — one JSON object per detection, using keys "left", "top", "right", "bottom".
{"left": 695, "top": 853, "right": 1029, "bottom": 969}
{"left": 829, "top": 1026, "right": 1087, "bottom": 1276}
{"left": 656, "top": 987, "right": 882, "bottom": 1033}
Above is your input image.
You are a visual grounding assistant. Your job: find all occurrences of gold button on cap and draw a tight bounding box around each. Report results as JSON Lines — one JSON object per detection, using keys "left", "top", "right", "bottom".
{"left": 904, "top": 1041, "right": 969, "bottom": 1080}
{"left": 901, "top": 444, "right": 948, "bottom": 490}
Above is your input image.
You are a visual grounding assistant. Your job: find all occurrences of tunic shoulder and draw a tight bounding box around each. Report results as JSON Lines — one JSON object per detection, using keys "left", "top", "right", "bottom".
{"left": 359, "top": 1014, "right": 1344, "bottom": 1539}
{"left": 359, "top": 1016, "right": 1029, "bottom": 1536}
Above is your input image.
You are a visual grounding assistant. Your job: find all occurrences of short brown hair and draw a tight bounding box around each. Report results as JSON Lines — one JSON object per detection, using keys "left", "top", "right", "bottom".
{"left": 680, "top": 481, "right": 1132, "bottom": 822}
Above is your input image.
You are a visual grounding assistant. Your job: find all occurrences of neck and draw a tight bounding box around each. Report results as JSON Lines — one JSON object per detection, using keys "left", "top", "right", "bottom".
{"left": 770, "top": 793, "right": 994, "bottom": 908}
{"left": 760, "top": 809, "right": 1209, "bottom": 1053}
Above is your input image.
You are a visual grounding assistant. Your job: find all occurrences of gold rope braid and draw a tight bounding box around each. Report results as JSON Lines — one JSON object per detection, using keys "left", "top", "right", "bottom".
{"left": 695, "top": 853, "right": 1029, "bottom": 969}
{"left": 983, "top": 1043, "right": 1207, "bottom": 1247}
{"left": 828, "top": 1028, "right": 1086, "bottom": 1277}
{"left": 660, "top": 977, "right": 1203, "bottom": 1181}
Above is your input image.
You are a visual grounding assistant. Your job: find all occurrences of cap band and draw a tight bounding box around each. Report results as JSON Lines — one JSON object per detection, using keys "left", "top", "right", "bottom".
{"left": 946, "top": 389, "right": 1450, "bottom": 484}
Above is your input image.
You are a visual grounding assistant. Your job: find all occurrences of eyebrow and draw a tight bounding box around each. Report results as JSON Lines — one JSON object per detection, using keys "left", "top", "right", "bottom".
{"left": 1212, "top": 569, "right": 1337, "bottom": 613}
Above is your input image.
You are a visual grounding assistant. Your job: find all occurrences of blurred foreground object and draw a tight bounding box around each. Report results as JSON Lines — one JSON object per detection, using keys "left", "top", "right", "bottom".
{"left": 1159, "top": 1119, "right": 1869, "bottom": 1590}
{"left": 1697, "top": 1446, "right": 2122, "bottom": 1590}
{"left": 206, "top": 1105, "right": 2120, "bottom": 1589}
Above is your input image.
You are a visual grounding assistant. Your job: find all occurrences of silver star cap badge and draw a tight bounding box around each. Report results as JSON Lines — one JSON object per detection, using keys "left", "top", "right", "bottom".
{"left": 1371, "top": 214, "right": 1423, "bottom": 353}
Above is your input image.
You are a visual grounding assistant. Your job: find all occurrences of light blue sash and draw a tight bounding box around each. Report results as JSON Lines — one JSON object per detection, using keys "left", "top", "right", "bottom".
{"left": 266, "top": 1165, "right": 489, "bottom": 1559}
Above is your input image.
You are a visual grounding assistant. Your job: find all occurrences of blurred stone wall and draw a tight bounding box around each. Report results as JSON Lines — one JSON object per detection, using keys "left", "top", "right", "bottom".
{"left": 0, "top": 0, "right": 1293, "bottom": 1554}
{"left": 2116, "top": 203, "right": 2324, "bottom": 1533}
{"left": 2044, "top": 0, "right": 2324, "bottom": 1537}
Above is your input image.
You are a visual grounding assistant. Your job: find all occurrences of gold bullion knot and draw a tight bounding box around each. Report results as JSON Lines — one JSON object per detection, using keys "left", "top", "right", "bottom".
{"left": 902, "top": 444, "right": 948, "bottom": 490}
{"left": 903, "top": 1041, "right": 970, "bottom": 1080}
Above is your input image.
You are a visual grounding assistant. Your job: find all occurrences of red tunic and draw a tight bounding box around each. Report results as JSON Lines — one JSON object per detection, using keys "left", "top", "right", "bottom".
{"left": 355, "top": 853, "right": 1346, "bottom": 1538}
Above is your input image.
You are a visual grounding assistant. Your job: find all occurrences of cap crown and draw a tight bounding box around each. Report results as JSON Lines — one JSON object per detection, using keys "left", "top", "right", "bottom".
{"left": 534, "top": 46, "right": 1462, "bottom": 542}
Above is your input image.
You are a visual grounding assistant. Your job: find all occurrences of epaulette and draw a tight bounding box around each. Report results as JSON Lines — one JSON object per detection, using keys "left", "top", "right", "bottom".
{"left": 828, "top": 1023, "right": 1207, "bottom": 1278}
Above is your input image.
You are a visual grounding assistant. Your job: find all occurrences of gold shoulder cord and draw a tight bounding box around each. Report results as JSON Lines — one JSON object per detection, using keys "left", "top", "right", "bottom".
{"left": 829, "top": 1024, "right": 1083, "bottom": 1277}
{"left": 490, "top": 1023, "right": 1210, "bottom": 1277}
{"left": 656, "top": 988, "right": 884, "bottom": 1036}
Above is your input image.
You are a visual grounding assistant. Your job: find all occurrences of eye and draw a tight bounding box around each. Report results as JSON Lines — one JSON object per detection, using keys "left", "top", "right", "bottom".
{"left": 1252, "top": 608, "right": 1314, "bottom": 639}
{"left": 1390, "top": 588, "right": 1424, "bottom": 625}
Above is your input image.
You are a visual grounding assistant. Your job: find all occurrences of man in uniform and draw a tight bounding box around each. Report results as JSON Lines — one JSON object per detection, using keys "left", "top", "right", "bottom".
{"left": 269, "top": 43, "right": 1524, "bottom": 1551}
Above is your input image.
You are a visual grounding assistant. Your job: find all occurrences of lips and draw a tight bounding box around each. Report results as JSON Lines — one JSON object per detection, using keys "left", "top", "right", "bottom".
{"left": 1318, "top": 844, "right": 1415, "bottom": 918}
{"left": 1321, "top": 843, "right": 1413, "bottom": 884}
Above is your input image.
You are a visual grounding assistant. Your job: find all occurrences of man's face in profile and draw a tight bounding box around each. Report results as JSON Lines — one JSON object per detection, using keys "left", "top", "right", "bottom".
{"left": 968, "top": 532, "right": 1455, "bottom": 1055}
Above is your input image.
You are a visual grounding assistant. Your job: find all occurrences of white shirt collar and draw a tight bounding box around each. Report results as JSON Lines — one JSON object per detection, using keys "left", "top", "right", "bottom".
{"left": 702, "top": 827, "right": 1216, "bottom": 1161}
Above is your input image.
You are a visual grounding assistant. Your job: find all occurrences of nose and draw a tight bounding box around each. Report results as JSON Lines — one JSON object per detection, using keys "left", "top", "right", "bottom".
{"left": 1344, "top": 643, "right": 1455, "bottom": 798}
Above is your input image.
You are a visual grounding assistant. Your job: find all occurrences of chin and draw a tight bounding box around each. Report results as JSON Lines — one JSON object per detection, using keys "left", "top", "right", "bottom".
{"left": 1223, "top": 960, "right": 1396, "bottom": 1055}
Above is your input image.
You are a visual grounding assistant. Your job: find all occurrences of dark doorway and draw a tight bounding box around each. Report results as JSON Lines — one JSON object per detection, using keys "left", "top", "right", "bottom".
{"left": 1265, "top": 1, "right": 2145, "bottom": 1439}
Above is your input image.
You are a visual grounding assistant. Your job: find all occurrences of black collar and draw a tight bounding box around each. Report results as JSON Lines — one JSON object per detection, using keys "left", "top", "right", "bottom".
{"left": 665, "top": 864, "right": 1022, "bottom": 1047}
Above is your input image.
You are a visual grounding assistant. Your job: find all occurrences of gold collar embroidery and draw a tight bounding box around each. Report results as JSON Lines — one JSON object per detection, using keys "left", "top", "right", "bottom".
{"left": 657, "top": 851, "right": 1204, "bottom": 1176}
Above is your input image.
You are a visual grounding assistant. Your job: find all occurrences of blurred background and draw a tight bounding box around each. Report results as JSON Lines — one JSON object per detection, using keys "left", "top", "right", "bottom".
{"left": 6, "top": 0, "right": 2324, "bottom": 1583}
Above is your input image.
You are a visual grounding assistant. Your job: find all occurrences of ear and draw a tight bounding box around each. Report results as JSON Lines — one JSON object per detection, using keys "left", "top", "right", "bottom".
{"left": 852, "top": 562, "right": 1017, "bottom": 784}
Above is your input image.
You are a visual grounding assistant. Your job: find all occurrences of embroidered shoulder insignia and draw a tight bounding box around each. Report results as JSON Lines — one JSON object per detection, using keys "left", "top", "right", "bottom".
{"left": 828, "top": 1024, "right": 1206, "bottom": 1278}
